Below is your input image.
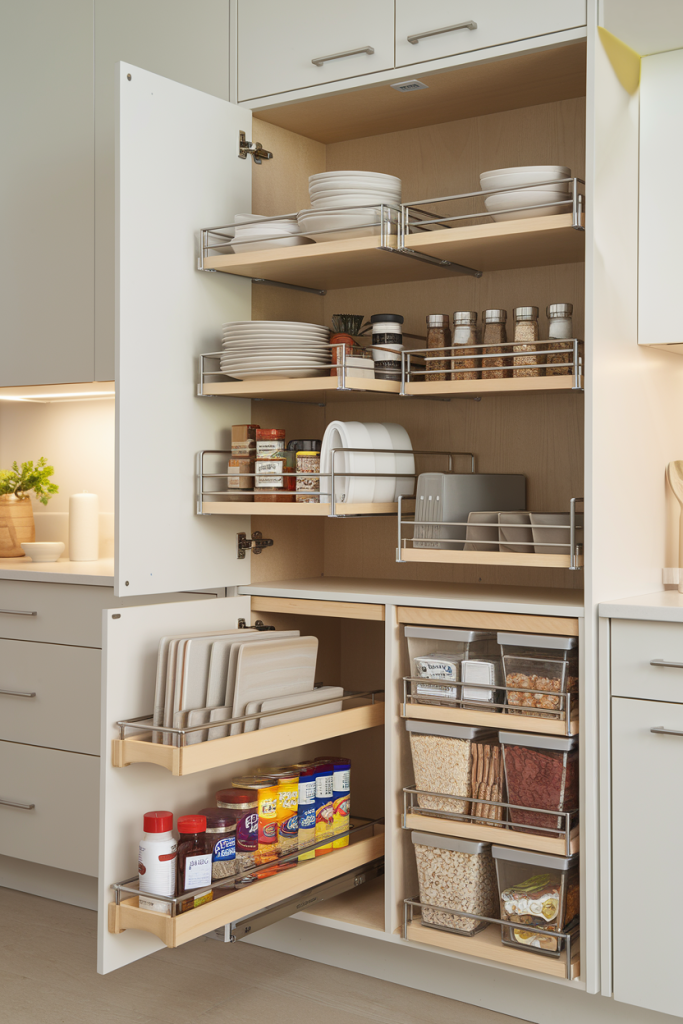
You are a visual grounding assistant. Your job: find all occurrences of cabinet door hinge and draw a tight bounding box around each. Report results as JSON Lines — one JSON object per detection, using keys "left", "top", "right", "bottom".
{"left": 237, "top": 530, "right": 273, "bottom": 558}
{"left": 238, "top": 131, "right": 273, "bottom": 164}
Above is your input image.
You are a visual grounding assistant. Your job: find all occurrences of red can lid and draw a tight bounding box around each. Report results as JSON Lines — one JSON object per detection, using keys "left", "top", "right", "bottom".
{"left": 216, "top": 788, "right": 256, "bottom": 805}
{"left": 143, "top": 810, "right": 173, "bottom": 833}
{"left": 256, "top": 428, "right": 285, "bottom": 439}
{"left": 177, "top": 814, "right": 207, "bottom": 834}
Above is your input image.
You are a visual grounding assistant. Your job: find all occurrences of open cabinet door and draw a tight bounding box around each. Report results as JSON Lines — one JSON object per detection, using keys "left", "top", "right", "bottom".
{"left": 97, "top": 595, "right": 251, "bottom": 974}
{"left": 116, "top": 63, "right": 252, "bottom": 597}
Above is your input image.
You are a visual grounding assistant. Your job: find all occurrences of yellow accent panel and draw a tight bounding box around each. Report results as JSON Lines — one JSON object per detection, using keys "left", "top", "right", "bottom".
{"left": 598, "top": 27, "right": 641, "bottom": 95}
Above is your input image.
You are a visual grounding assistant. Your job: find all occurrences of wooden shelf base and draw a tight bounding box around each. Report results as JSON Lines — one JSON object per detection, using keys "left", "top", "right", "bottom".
{"left": 203, "top": 501, "right": 398, "bottom": 516}
{"left": 112, "top": 701, "right": 384, "bottom": 775}
{"left": 203, "top": 377, "right": 400, "bottom": 403}
{"left": 405, "top": 376, "right": 583, "bottom": 397}
{"left": 405, "top": 813, "right": 579, "bottom": 857}
{"left": 402, "top": 702, "right": 579, "bottom": 737}
{"left": 405, "top": 919, "right": 580, "bottom": 980}
{"left": 400, "top": 549, "right": 582, "bottom": 569}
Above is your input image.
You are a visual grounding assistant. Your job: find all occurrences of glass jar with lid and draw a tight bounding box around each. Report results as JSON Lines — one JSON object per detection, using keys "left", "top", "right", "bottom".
{"left": 425, "top": 314, "right": 450, "bottom": 382}
{"left": 546, "top": 302, "right": 573, "bottom": 376}
{"left": 451, "top": 311, "right": 480, "bottom": 381}
{"left": 481, "top": 309, "right": 510, "bottom": 379}
{"left": 197, "top": 807, "right": 237, "bottom": 884}
{"left": 512, "top": 306, "right": 541, "bottom": 377}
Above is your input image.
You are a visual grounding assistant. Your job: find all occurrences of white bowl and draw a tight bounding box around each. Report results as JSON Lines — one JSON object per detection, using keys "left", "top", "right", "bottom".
{"left": 480, "top": 165, "right": 570, "bottom": 179}
{"left": 484, "top": 188, "right": 568, "bottom": 222}
{"left": 20, "top": 541, "right": 65, "bottom": 562}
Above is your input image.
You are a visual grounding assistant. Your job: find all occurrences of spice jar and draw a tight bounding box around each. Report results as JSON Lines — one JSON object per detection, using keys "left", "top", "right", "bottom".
{"left": 500, "top": 732, "right": 579, "bottom": 837}
{"left": 512, "top": 306, "right": 541, "bottom": 377}
{"left": 413, "top": 832, "right": 497, "bottom": 935}
{"left": 546, "top": 302, "right": 574, "bottom": 376}
{"left": 451, "top": 311, "right": 480, "bottom": 381}
{"left": 370, "top": 313, "right": 403, "bottom": 380}
{"left": 481, "top": 309, "right": 510, "bottom": 379}
{"left": 425, "top": 314, "right": 450, "bottom": 382}
{"left": 227, "top": 454, "right": 255, "bottom": 501}
{"left": 197, "top": 808, "right": 237, "bottom": 882}
{"left": 295, "top": 451, "right": 321, "bottom": 503}
{"left": 255, "top": 428, "right": 285, "bottom": 459}
{"left": 138, "top": 810, "right": 176, "bottom": 914}
{"left": 176, "top": 814, "right": 214, "bottom": 912}
{"left": 215, "top": 787, "right": 258, "bottom": 870}
{"left": 493, "top": 846, "right": 580, "bottom": 957}
{"left": 231, "top": 424, "right": 260, "bottom": 456}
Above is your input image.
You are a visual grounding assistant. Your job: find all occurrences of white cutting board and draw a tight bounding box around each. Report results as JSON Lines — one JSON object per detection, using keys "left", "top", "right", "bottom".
{"left": 206, "top": 630, "right": 300, "bottom": 708}
{"left": 230, "top": 636, "right": 318, "bottom": 736}
{"left": 244, "top": 685, "right": 344, "bottom": 732}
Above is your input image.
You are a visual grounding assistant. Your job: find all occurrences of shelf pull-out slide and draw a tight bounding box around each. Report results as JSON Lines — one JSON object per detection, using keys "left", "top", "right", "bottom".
{"left": 116, "top": 63, "right": 253, "bottom": 597}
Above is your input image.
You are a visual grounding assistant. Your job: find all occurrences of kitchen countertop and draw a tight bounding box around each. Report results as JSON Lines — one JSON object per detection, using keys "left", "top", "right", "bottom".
{"left": 0, "top": 557, "right": 115, "bottom": 586}
{"left": 239, "top": 577, "right": 584, "bottom": 617}
{"left": 600, "top": 590, "right": 683, "bottom": 623}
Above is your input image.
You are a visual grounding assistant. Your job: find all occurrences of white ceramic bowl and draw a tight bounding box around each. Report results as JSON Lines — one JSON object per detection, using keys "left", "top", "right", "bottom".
{"left": 382, "top": 422, "right": 415, "bottom": 500}
{"left": 20, "top": 541, "right": 65, "bottom": 562}
{"left": 484, "top": 188, "right": 567, "bottom": 222}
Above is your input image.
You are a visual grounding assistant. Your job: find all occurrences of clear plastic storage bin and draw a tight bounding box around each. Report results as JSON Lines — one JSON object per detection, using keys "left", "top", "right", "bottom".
{"left": 500, "top": 732, "right": 578, "bottom": 836}
{"left": 493, "top": 846, "right": 579, "bottom": 957}
{"left": 406, "top": 720, "right": 498, "bottom": 816}
{"left": 498, "top": 632, "right": 578, "bottom": 720}
{"left": 405, "top": 626, "right": 498, "bottom": 707}
{"left": 413, "top": 832, "right": 497, "bottom": 936}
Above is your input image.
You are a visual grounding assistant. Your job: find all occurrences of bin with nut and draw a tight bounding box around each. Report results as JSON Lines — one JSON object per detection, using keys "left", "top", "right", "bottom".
{"left": 498, "top": 632, "right": 578, "bottom": 720}
{"left": 412, "top": 832, "right": 497, "bottom": 935}
{"left": 406, "top": 720, "right": 498, "bottom": 816}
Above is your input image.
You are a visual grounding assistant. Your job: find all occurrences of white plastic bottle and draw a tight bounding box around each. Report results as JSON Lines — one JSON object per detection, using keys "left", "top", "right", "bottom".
{"left": 138, "top": 810, "right": 177, "bottom": 914}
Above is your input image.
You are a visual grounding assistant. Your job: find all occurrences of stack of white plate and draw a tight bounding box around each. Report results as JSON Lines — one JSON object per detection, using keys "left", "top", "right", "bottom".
{"left": 230, "top": 213, "right": 312, "bottom": 253}
{"left": 480, "top": 165, "right": 571, "bottom": 222}
{"left": 299, "top": 170, "right": 402, "bottom": 242}
{"left": 320, "top": 420, "right": 415, "bottom": 504}
{"left": 221, "top": 320, "right": 331, "bottom": 380}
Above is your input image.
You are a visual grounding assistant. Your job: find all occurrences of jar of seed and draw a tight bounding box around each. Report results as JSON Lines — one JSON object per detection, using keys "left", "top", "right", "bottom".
{"left": 425, "top": 314, "right": 450, "bottom": 382}
{"left": 198, "top": 807, "right": 237, "bottom": 882}
{"left": 451, "top": 311, "right": 480, "bottom": 380}
{"left": 546, "top": 302, "right": 573, "bottom": 376}
{"left": 481, "top": 309, "right": 510, "bottom": 379}
{"left": 512, "top": 306, "right": 541, "bottom": 377}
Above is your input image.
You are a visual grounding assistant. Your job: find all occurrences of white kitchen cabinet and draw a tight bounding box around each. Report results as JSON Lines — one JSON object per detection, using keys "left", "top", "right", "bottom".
{"left": 612, "top": 696, "right": 683, "bottom": 1016}
{"left": 236, "top": 0, "right": 394, "bottom": 101}
{"left": 611, "top": 618, "right": 683, "bottom": 702}
{"left": 395, "top": 1, "right": 586, "bottom": 68}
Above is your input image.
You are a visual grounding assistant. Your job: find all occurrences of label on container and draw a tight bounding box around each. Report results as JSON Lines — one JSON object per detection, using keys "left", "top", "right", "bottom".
{"left": 256, "top": 440, "right": 286, "bottom": 458}
{"left": 138, "top": 839, "right": 177, "bottom": 898}
{"left": 315, "top": 770, "right": 334, "bottom": 855}
{"left": 258, "top": 786, "right": 279, "bottom": 858}
{"left": 183, "top": 853, "right": 212, "bottom": 890}
{"left": 415, "top": 657, "right": 459, "bottom": 681}
{"left": 461, "top": 660, "right": 496, "bottom": 684}
{"left": 236, "top": 810, "right": 259, "bottom": 852}
{"left": 212, "top": 836, "right": 236, "bottom": 862}
{"left": 277, "top": 779, "right": 299, "bottom": 849}
{"left": 416, "top": 681, "right": 460, "bottom": 700}
{"left": 255, "top": 459, "right": 284, "bottom": 488}
{"left": 138, "top": 894, "right": 172, "bottom": 915}
{"left": 332, "top": 768, "right": 351, "bottom": 849}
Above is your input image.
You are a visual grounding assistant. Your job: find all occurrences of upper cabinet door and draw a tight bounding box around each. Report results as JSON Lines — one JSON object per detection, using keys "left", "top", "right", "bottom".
{"left": 237, "top": 0, "right": 394, "bottom": 102}
{"left": 395, "top": 1, "right": 587, "bottom": 68}
{"left": 116, "top": 64, "right": 253, "bottom": 597}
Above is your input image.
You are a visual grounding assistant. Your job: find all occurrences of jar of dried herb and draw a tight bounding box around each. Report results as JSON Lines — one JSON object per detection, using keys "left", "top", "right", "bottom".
{"left": 425, "top": 314, "right": 450, "bottom": 382}
{"left": 451, "top": 311, "right": 480, "bottom": 381}
{"left": 198, "top": 807, "right": 237, "bottom": 881}
{"left": 546, "top": 302, "right": 573, "bottom": 376}
{"left": 481, "top": 309, "right": 510, "bottom": 379}
{"left": 512, "top": 306, "right": 541, "bottom": 377}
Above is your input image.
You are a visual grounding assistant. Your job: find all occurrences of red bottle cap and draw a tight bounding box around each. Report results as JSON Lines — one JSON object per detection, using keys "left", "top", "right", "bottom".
{"left": 177, "top": 814, "right": 207, "bottom": 834}
{"left": 143, "top": 810, "right": 173, "bottom": 833}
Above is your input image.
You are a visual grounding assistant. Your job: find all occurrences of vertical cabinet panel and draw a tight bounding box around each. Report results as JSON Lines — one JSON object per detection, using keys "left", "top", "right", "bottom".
{"left": 237, "top": 0, "right": 394, "bottom": 101}
{"left": 116, "top": 63, "right": 253, "bottom": 596}
{"left": 612, "top": 696, "right": 683, "bottom": 1016}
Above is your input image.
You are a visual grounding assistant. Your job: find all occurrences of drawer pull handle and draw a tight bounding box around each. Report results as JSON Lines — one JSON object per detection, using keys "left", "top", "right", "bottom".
{"left": 0, "top": 608, "right": 37, "bottom": 617}
{"left": 311, "top": 46, "right": 374, "bottom": 66}
{"left": 408, "top": 21, "right": 477, "bottom": 44}
{"left": 651, "top": 727, "right": 683, "bottom": 737}
{"left": 650, "top": 659, "right": 683, "bottom": 669}
{"left": 0, "top": 688, "right": 36, "bottom": 698}
{"left": 0, "top": 798, "right": 35, "bottom": 810}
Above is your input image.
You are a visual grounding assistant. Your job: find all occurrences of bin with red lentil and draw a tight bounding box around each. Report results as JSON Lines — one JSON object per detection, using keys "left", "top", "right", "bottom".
{"left": 498, "top": 632, "right": 578, "bottom": 720}
{"left": 500, "top": 732, "right": 578, "bottom": 836}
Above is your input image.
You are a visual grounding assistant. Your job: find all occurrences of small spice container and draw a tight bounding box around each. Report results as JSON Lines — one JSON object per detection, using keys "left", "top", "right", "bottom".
{"left": 176, "top": 814, "right": 214, "bottom": 912}
{"left": 370, "top": 313, "right": 403, "bottom": 380}
{"left": 498, "top": 632, "right": 578, "bottom": 719}
{"left": 546, "top": 302, "right": 573, "bottom": 375}
{"left": 197, "top": 807, "right": 237, "bottom": 882}
{"left": 231, "top": 423, "right": 260, "bottom": 456}
{"left": 295, "top": 451, "right": 321, "bottom": 503}
{"left": 451, "top": 311, "right": 480, "bottom": 381}
{"left": 405, "top": 626, "right": 498, "bottom": 707}
{"left": 481, "top": 309, "right": 510, "bottom": 379}
{"left": 425, "top": 313, "right": 451, "bottom": 382}
{"left": 215, "top": 787, "right": 258, "bottom": 870}
{"left": 512, "top": 306, "right": 541, "bottom": 377}
{"left": 255, "top": 427, "right": 285, "bottom": 459}
{"left": 412, "top": 832, "right": 497, "bottom": 935}
{"left": 493, "top": 846, "right": 580, "bottom": 957}
{"left": 406, "top": 719, "right": 497, "bottom": 815}
{"left": 460, "top": 659, "right": 504, "bottom": 706}
{"left": 500, "top": 732, "right": 579, "bottom": 836}
{"left": 227, "top": 455, "right": 255, "bottom": 500}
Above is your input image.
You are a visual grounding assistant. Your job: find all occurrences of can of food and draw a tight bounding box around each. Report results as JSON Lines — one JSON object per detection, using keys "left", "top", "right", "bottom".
{"left": 231, "top": 776, "right": 278, "bottom": 864}
{"left": 297, "top": 764, "right": 317, "bottom": 861}
{"left": 296, "top": 451, "right": 321, "bottom": 503}
{"left": 215, "top": 787, "right": 259, "bottom": 863}
{"left": 332, "top": 757, "right": 352, "bottom": 848}
{"left": 262, "top": 768, "right": 299, "bottom": 854}
{"left": 314, "top": 758, "right": 334, "bottom": 856}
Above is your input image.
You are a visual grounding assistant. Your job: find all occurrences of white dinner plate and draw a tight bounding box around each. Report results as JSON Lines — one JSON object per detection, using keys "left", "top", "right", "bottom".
{"left": 309, "top": 170, "right": 401, "bottom": 184}
{"left": 222, "top": 367, "right": 329, "bottom": 380}
{"left": 382, "top": 422, "right": 415, "bottom": 500}
{"left": 222, "top": 333, "right": 331, "bottom": 344}
{"left": 222, "top": 320, "right": 329, "bottom": 330}
{"left": 363, "top": 422, "right": 396, "bottom": 503}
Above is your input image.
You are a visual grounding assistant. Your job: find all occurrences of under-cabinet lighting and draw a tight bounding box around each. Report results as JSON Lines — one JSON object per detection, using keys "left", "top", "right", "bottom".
{"left": 0, "top": 391, "right": 115, "bottom": 403}
{"left": 0, "top": 382, "right": 115, "bottom": 404}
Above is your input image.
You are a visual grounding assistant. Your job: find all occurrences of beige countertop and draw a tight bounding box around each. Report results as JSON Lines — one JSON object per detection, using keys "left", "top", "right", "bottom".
{"left": 0, "top": 557, "right": 115, "bottom": 586}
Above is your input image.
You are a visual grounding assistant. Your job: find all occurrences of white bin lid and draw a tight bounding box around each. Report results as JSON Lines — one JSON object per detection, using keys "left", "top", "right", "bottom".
{"left": 499, "top": 731, "right": 578, "bottom": 752}
{"left": 405, "top": 626, "right": 495, "bottom": 643}
{"left": 412, "top": 831, "right": 490, "bottom": 855}
{"left": 406, "top": 719, "right": 497, "bottom": 741}
{"left": 491, "top": 845, "right": 578, "bottom": 870}
{"left": 497, "top": 632, "right": 578, "bottom": 651}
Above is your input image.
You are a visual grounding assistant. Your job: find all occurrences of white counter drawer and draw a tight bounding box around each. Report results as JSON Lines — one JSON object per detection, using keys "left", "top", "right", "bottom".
{"left": 0, "top": 740, "right": 99, "bottom": 875}
{"left": 0, "top": 640, "right": 100, "bottom": 754}
{"left": 611, "top": 618, "right": 683, "bottom": 701}
{"left": 0, "top": 579, "right": 111, "bottom": 646}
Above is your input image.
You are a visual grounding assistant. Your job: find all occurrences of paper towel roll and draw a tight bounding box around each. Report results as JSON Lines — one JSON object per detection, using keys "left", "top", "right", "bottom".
{"left": 69, "top": 492, "right": 99, "bottom": 561}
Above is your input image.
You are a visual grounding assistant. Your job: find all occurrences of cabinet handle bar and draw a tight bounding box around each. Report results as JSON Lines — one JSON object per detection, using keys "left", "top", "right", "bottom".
{"left": 0, "top": 608, "right": 37, "bottom": 616}
{"left": 408, "top": 21, "right": 477, "bottom": 44}
{"left": 650, "top": 659, "right": 683, "bottom": 669}
{"left": 311, "top": 46, "right": 374, "bottom": 66}
{"left": 651, "top": 727, "right": 683, "bottom": 737}
{"left": 0, "top": 688, "right": 36, "bottom": 698}
{"left": 0, "top": 798, "right": 35, "bottom": 810}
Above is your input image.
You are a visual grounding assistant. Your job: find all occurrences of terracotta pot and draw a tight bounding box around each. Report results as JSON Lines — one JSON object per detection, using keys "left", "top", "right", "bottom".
{"left": 0, "top": 494, "right": 35, "bottom": 557}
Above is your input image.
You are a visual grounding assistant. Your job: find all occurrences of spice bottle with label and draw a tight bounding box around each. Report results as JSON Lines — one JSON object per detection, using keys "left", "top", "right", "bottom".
{"left": 176, "top": 815, "right": 214, "bottom": 912}
{"left": 370, "top": 313, "right": 404, "bottom": 381}
{"left": 425, "top": 314, "right": 451, "bottom": 381}
{"left": 546, "top": 303, "right": 574, "bottom": 376}
{"left": 296, "top": 450, "right": 321, "bottom": 503}
{"left": 481, "top": 309, "right": 511, "bottom": 379}
{"left": 512, "top": 306, "right": 541, "bottom": 377}
{"left": 216, "top": 786, "right": 259, "bottom": 870}
{"left": 451, "top": 311, "right": 480, "bottom": 380}
{"left": 255, "top": 428, "right": 294, "bottom": 503}
{"left": 197, "top": 807, "right": 237, "bottom": 884}
{"left": 138, "top": 810, "right": 177, "bottom": 914}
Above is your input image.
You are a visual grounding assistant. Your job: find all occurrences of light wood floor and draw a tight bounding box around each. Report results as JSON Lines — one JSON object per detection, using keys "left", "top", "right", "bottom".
{"left": 0, "top": 887, "right": 527, "bottom": 1024}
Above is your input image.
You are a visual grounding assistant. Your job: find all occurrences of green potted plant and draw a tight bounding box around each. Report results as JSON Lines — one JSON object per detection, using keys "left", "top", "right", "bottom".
{"left": 0, "top": 458, "right": 59, "bottom": 557}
